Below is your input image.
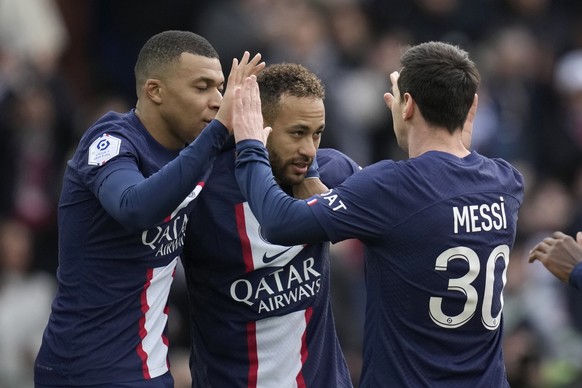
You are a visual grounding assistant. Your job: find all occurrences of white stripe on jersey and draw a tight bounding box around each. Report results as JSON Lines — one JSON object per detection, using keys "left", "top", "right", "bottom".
{"left": 254, "top": 309, "right": 309, "bottom": 388}
{"left": 241, "top": 202, "right": 303, "bottom": 269}
{"left": 140, "top": 257, "right": 177, "bottom": 378}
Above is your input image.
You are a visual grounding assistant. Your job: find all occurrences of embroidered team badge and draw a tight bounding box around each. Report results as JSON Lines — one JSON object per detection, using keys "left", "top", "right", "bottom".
{"left": 88, "top": 134, "right": 121, "bottom": 166}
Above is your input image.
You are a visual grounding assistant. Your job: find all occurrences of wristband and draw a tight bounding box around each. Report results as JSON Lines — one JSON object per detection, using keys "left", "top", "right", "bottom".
{"left": 306, "top": 157, "right": 319, "bottom": 179}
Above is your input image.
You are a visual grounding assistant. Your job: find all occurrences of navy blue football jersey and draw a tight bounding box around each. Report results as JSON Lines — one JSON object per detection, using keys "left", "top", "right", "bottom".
{"left": 235, "top": 141, "right": 525, "bottom": 386}
{"left": 35, "top": 110, "right": 223, "bottom": 386}
{"left": 306, "top": 151, "right": 524, "bottom": 387}
{"left": 571, "top": 263, "right": 582, "bottom": 291}
{"left": 182, "top": 146, "right": 360, "bottom": 387}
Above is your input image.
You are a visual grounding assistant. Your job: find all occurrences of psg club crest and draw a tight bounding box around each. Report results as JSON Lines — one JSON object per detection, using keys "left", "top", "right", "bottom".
{"left": 88, "top": 134, "right": 122, "bottom": 166}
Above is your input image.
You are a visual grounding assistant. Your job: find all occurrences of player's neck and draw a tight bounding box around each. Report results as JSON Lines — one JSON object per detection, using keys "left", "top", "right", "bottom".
{"left": 135, "top": 103, "right": 182, "bottom": 151}
{"left": 408, "top": 125, "right": 470, "bottom": 159}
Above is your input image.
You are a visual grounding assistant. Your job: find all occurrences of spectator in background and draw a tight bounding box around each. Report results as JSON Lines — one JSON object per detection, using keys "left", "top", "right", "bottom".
{"left": 0, "top": 0, "right": 68, "bottom": 77}
{"left": 546, "top": 50, "right": 582, "bottom": 181}
{"left": 0, "top": 218, "right": 56, "bottom": 388}
{"left": 331, "top": 28, "right": 413, "bottom": 165}
{"left": 0, "top": 0, "right": 76, "bottom": 274}
{"left": 470, "top": 25, "right": 545, "bottom": 167}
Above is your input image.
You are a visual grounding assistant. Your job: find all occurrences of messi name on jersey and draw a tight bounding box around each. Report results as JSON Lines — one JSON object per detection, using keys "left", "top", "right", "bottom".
{"left": 453, "top": 196, "right": 508, "bottom": 234}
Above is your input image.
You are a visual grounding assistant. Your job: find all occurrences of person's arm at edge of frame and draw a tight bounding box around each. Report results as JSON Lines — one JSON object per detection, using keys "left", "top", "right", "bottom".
{"left": 99, "top": 52, "right": 265, "bottom": 232}
{"left": 233, "top": 75, "right": 328, "bottom": 246}
{"left": 528, "top": 231, "right": 582, "bottom": 291}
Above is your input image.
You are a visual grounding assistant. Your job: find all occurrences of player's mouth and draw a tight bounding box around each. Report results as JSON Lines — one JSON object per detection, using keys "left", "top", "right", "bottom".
{"left": 290, "top": 162, "right": 309, "bottom": 176}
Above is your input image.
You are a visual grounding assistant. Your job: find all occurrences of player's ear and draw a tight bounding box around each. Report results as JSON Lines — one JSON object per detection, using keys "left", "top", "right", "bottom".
{"left": 403, "top": 92, "right": 414, "bottom": 120}
{"left": 145, "top": 79, "right": 163, "bottom": 104}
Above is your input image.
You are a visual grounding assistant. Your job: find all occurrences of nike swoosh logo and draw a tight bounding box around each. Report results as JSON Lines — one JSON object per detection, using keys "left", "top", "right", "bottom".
{"left": 262, "top": 247, "right": 293, "bottom": 264}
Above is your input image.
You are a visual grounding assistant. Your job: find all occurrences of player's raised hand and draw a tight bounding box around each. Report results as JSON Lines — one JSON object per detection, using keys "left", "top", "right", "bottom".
{"left": 233, "top": 75, "right": 271, "bottom": 145}
{"left": 216, "top": 51, "right": 266, "bottom": 132}
{"left": 383, "top": 71, "right": 399, "bottom": 110}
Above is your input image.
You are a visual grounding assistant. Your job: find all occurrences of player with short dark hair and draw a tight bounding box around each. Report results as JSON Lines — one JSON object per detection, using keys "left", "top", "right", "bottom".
{"left": 34, "top": 30, "right": 264, "bottom": 387}
{"left": 181, "top": 63, "right": 359, "bottom": 387}
{"left": 233, "top": 41, "right": 525, "bottom": 387}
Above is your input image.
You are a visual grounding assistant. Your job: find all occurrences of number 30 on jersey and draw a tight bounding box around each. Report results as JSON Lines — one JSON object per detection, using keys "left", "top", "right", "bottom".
{"left": 429, "top": 245, "right": 510, "bottom": 330}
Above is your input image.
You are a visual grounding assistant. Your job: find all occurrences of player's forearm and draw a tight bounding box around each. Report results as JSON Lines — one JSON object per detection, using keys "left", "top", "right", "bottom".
{"left": 235, "top": 139, "right": 326, "bottom": 245}
{"left": 98, "top": 120, "right": 229, "bottom": 230}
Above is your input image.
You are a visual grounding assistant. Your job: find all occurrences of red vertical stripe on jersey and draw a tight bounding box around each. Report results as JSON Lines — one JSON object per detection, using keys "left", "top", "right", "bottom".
{"left": 163, "top": 305, "right": 170, "bottom": 369}
{"left": 235, "top": 203, "right": 254, "bottom": 273}
{"left": 246, "top": 321, "right": 258, "bottom": 388}
{"left": 137, "top": 268, "right": 154, "bottom": 379}
{"left": 163, "top": 267, "right": 174, "bottom": 369}
{"left": 296, "top": 307, "right": 313, "bottom": 388}
{"left": 237, "top": 204, "right": 259, "bottom": 387}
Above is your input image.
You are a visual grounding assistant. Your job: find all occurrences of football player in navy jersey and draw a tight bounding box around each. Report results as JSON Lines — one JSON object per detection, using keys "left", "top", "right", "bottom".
{"left": 233, "top": 41, "right": 525, "bottom": 387}
{"left": 181, "top": 63, "right": 360, "bottom": 387}
{"left": 529, "top": 231, "right": 582, "bottom": 291}
{"left": 34, "top": 30, "right": 264, "bottom": 388}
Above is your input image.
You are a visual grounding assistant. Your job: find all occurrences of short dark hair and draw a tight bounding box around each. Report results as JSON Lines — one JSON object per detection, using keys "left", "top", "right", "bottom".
{"left": 257, "top": 63, "right": 325, "bottom": 125}
{"left": 398, "top": 41, "right": 480, "bottom": 133}
{"left": 134, "top": 30, "right": 219, "bottom": 89}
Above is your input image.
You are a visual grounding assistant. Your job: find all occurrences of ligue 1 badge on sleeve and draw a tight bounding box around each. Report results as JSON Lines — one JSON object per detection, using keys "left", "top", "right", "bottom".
{"left": 88, "top": 134, "right": 122, "bottom": 166}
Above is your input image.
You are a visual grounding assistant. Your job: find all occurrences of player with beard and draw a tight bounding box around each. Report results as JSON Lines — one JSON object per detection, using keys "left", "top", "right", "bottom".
{"left": 181, "top": 63, "right": 360, "bottom": 387}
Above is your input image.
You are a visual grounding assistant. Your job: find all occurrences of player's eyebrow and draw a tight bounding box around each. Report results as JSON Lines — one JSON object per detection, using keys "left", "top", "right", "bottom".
{"left": 288, "top": 123, "right": 325, "bottom": 131}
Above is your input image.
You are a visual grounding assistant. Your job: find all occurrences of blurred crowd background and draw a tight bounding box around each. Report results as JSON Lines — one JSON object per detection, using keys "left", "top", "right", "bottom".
{"left": 2, "top": 0, "right": 582, "bottom": 387}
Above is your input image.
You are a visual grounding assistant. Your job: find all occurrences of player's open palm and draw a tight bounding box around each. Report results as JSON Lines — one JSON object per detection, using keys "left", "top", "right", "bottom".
{"left": 216, "top": 51, "right": 265, "bottom": 132}
{"left": 233, "top": 75, "right": 271, "bottom": 145}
